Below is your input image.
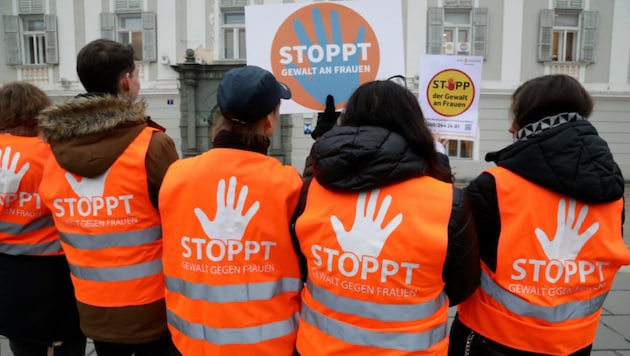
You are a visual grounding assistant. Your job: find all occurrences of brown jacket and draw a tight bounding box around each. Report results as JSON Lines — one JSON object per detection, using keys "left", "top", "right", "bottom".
{"left": 38, "top": 94, "right": 179, "bottom": 343}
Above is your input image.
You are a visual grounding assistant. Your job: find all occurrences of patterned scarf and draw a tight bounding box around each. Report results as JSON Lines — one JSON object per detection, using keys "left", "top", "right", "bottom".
{"left": 516, "top": 112, "right": 586, "bottom": 141}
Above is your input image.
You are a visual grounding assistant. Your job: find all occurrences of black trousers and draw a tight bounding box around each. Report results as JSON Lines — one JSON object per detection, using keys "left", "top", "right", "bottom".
{"left": 448, "top": 313, "right": 593, "bottom": 356}
{"left": 9, "top": 337, "right": 86, "bottom": 356}
{"left": 93, "top": 335, "right": 179, "bottom": 356}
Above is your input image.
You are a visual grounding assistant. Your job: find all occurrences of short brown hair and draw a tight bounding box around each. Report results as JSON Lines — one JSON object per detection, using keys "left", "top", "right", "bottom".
{"left": 511, "top": 74, "right": 593, "bottom": 130}
{"left": 0, "top": 81, "right": 51, "bottom": 134}
{"left": 76, "top": 39, "right": 135, "bottom": 95}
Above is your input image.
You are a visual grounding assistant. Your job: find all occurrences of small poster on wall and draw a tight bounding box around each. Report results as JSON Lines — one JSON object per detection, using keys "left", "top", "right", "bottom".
{"left": 417, "top": 55, "right": 483, "bottom": 140}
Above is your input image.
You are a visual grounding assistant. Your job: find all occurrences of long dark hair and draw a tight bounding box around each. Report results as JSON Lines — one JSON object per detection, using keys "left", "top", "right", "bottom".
{"left": 341, "top": 80, "right": 452, "bottom": 182}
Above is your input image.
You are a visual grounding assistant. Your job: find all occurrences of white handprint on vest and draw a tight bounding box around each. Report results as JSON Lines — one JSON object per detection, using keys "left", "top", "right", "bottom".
{"left": 535, "top": 198, "right": 599, "bottom": 261}
{"left": 331, "top": 189, "right": 403, "bottom": 258}
{"left": 65, "top": 168, "right": 111, "bottom": 198}
{"left": 194, "top": 176, "right": 260, "bottom": 241}
{"left": 0, "top": 146, "right": 30, "bottom": 194}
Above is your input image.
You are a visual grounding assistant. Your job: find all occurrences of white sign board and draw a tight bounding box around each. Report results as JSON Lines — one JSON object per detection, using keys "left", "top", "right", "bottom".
{"left": 418, "top": 55, "right": 483, "bottom": 139}
{"left": 246, "top": 0, "right": 405, "bottom": 113}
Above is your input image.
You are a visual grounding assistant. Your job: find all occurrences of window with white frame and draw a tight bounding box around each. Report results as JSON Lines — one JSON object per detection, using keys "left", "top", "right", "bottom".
{"left": 427, "top": 4, "right": 488, "bottom": 59}
{"left": 446, "top": 140, "right": 473, "bottom": 160}
{"left": 3, "top": 0, "right": 58, "bottom": 66}
{"left": 221, "top": 9, "right": 246, "bottom": 60}
{"left": 22, "top": 15, "right": 46, "bottom": 64}
{"left": 100, "top": 0, "right": 156, "bottom": 62}
{"left": 117, "top": 14, "right": 144, "bottom": 61}
{"left": 442, "top": 10, "right": 471, "bottom": 55}
{"left": 538, "top": 0, "right": 599, "bottom": 63}
{"left": 552, "top": 11, "right": 578, "bottom": 62}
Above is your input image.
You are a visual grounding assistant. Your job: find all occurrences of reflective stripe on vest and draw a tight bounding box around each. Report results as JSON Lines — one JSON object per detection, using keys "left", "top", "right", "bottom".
{"left": 0, "top": 215, "right": 54, "bottom": 235}
{"left": 0, "top": 215, "right": 61, "bottom": 255}
{"left": 0, "top": 240, "right": 60, "bottom": 255}
{"left": 301, "top": 302, "right": 447, "bottom": 352}
{"left": 307, "top": 278, "right": 446, "bottom": 322}
{"left": 480, "top": 270, "right": 607, "bottom": 322}
{"left": 165, "top": 276, "right": 302, "bottom": 303}
{"left": 167, "top": 308, "right": 299, "bottom": 345}
{"left": 60, "top": 226, "right": 162, "bottom": 250}
{"left": 60, "top": 226, "right": 163, "bottom": 281}
{"left": 68, "top": 258, "right": 162, "bottom": 282}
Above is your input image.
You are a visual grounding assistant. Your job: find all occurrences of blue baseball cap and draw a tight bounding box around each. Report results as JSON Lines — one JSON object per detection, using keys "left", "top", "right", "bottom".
{"left": 217, "top": 65, "right": 291, "bottom": 124}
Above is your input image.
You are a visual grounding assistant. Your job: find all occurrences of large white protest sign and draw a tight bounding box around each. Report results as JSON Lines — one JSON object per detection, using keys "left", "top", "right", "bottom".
{"left": 246, "top": 0, "right": 404, "bottom": 113}
{"left": 418, "top": 55, "right": 483, "bottom": 139}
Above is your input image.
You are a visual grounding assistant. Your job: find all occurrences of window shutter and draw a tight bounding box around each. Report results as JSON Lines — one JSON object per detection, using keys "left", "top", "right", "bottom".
{"left": 19, "top": 0, "right": 44, "bottom": 14}
{"left": 554, "top": 0, "right": 583, "bottom": 9}
{"left": 427, "top": 7, "right": 443, "bottom": 54}
{"left": 100, "top": 13, "right": 116, "bottom": 40}
{"left": 537, "top": 9, "right": 553, "bottom": 62}
{"left": 116, "top": 0, "right": 142, "bottom": 11}
{"left": 444, "top": 0, "right": 472, "bottom": 6}
{"left": 44, "top": 15, "right": 58, "bottom": 64}
{"left": 3, "top": 15, "right": 22, "bottom": 65}
{"left": 580, "top": 11, "right": 598, "bottom": 63}
{"left": 472, "top": 7, "right": 488, "bottom": 58}
{"left": 221, "top": 0, "right": 249, "bottom": 7}
{"left": 142, "top": 12, "right": 157, "bottom": 62}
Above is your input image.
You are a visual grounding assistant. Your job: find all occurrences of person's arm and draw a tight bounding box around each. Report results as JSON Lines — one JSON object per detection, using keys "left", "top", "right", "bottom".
{"left": 442, "top": 187, "right": 480, "bottom": 306}
{"left": 289, "top": 94, "right": 339, "bottom": 281}
{"left": 622, "top": 197, "right": 625, "bottom": 237}
{"left": 146, "top": 132, "right": 180, "bottom": 209}
{"left": 290, "top": 160, "right": 314, "bottom": 282}
{"left": 464, "top": 172, "right": 501, "bottom": 273}
{"left": 310, "top": 94, "right": 340, "bottom": 140}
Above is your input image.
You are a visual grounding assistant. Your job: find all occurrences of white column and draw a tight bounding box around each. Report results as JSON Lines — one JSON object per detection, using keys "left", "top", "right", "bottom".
{"left": 185, "top": 0, "right": 207, "bottom": 51}
{"left": 501, "top": 0, "right": 523, "bottom": 87}
{"left": 53, "top": 0, "right": 78, "bottom": 82}
{"left": 157, "top": 0, "right": 178, "bottom": 79}
{"left": 609, "top": 0, "right": 630, "bottom": 89}
{"left": 405, "top": 0, "right": 428, "bottom": 84}
{"left": 84, "top": 0, "right": 102, "bottom": 43}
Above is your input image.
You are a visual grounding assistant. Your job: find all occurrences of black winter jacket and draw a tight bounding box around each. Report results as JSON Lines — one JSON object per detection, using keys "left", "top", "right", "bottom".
{"left": 293, "top": 126, "right": 479, "bottom": 306}
{"left": 466, "top": 116, "right": 625, "bottom": 273}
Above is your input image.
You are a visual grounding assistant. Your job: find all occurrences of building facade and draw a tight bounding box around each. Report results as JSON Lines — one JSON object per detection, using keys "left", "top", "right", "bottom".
{"left": 1, "top": 0, "right": 629, "bottom": 181}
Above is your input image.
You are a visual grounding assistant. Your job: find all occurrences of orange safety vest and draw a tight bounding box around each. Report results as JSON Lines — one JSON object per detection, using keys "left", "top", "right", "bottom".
{"left": 39, "top": 127, "right": 164, "bottom": 307}
{"left": 159, "top": 148, "right": 303, "bottom": 356}
{"left": 458, "top": 167, "right": 630, "bottom": 355}
{"left": 295, "top": 177, "right": 452, "bottom": 356}
{"left": 0, "top": 135, "right": 61, "bottom": 256}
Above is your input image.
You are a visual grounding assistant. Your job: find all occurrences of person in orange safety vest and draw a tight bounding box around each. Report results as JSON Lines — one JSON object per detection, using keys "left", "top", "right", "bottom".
{"left": 159, "top": 65, "right": 303, "bottom": 356}
{"left": 38, "top": 39, "right": 179, "bottom": 356}
{"left": 0, "top": 82, "right": 86, "bottom": 356}
{"left": 293, "top": 80, "right": 480, "bottom": 355}
{"left": 450, "top": 74, "right": 630, "bottom": 356}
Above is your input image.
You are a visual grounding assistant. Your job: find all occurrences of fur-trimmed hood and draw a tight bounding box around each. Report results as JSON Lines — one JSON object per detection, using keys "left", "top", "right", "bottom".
{"left": 38, "top": 94, "right": 147, "bottom": 142}
{"left": 37, "top": 94, "right": 149, "bottom": 177}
